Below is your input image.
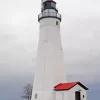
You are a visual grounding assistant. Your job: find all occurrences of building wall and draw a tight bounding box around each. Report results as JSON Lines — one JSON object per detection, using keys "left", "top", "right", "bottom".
{"left": 55, "top": 91, "right": 68, "bottom": 100}
{"left": 68, "top": 84, "right": 87, "bottom": 100}
{"left": 55, "top": 85, "right": 87, "bottom": 100}
{"left": 35, "top": 17, "right": 66, "bottom": 91}
{"left": 31, "top": 17, "right": 67, "bottom": 100}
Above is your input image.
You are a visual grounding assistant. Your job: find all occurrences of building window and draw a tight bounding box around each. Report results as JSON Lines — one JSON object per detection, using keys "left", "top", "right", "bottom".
{"left": 56, "top": 21, "right": 58, "bottom": 25}
{"left": 83, "top": 95, "right": 84, "bottom": 98}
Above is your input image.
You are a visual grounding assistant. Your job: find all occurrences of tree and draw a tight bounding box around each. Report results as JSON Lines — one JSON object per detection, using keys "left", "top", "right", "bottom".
{"left": 21, "top": 84, "right": 33, "bottom": 100}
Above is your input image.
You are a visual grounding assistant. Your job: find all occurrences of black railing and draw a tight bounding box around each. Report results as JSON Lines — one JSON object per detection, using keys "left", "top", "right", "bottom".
{"left": 38, "top": 12, "right": 61, "bottom": 21}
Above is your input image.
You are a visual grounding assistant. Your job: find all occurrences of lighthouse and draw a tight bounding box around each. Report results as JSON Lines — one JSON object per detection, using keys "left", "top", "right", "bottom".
{"left": 31, "top": 0, "right": 88, "bottom": 100}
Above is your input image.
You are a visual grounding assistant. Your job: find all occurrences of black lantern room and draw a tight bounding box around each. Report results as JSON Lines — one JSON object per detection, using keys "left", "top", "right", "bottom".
{"left": 41, "top": 0, "right": 57, "bottom": 11}
{"left": 38, "top": 0, "right": 61, "bottom": 22}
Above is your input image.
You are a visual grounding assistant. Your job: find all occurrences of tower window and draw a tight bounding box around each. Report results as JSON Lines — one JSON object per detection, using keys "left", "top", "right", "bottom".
{"left": 83, "top": 95, "right": 84, "bottom": 98}
{"left": 35, "top": 93, "right": 38, "bottom": 98}
{"left": 56, "top": 21, "right": 58, "bottom": 25}
{"left": 51, "top": 2, "right": 56, "bottom": 8}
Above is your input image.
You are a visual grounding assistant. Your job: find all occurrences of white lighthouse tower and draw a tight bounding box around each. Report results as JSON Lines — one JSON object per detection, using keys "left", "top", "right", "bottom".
{"left": 31, "top": 0, "right": 88, "bottom": 100}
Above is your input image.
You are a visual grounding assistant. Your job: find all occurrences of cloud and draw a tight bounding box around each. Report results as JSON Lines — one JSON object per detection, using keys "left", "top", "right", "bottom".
{"left": 60, "top": 17, "right": 100, "bottom": 84}
{"left": 0, "top": 1, "right": 100, "bottom": 100}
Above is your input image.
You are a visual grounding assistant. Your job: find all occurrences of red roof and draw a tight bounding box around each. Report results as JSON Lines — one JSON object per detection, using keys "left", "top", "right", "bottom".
{"left": 54, "top": 82, "right": 88, "bottom": 91}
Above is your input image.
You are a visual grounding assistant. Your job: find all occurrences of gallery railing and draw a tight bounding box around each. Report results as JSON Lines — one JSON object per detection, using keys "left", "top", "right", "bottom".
{"left": 38, "top": 12, "right": 61, "bottom": 21}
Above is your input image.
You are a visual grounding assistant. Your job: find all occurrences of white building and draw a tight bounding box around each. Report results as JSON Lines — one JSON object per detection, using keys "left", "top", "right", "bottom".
{"left": 54, "top": 82, "right": 88, "bottom": 100}
{"left": 31, "top": 0, "right": 89, "bottom": 100}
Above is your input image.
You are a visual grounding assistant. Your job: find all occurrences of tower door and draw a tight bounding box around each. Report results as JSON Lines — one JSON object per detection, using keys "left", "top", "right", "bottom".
{"left": 75, "top": 91, "right": 81, "bottom": 100}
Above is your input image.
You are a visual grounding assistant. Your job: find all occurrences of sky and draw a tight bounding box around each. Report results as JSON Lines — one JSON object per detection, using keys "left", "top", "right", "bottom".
{"left": 0, "top": 0, "right": 100, "bottom": 100}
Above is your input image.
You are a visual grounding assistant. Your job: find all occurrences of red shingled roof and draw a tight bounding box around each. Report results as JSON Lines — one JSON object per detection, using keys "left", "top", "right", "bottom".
{"left": 54, "top": 82, "right": 88, "bottom": 91}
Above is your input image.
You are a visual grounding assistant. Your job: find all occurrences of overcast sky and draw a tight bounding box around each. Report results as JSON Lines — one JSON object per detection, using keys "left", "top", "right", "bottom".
{"left": 0, "top": 0, "right": 100, "bottom": 100}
